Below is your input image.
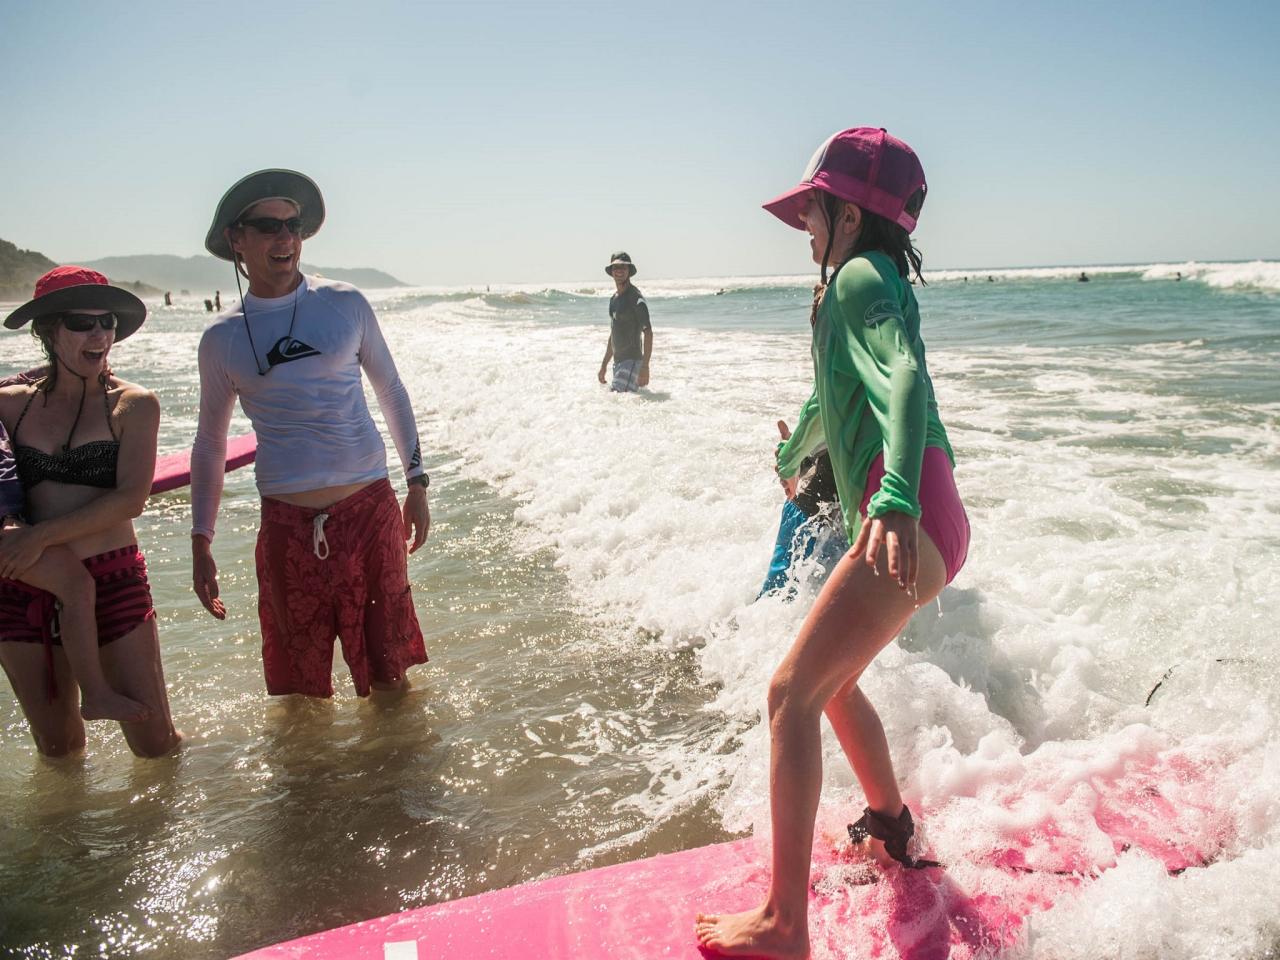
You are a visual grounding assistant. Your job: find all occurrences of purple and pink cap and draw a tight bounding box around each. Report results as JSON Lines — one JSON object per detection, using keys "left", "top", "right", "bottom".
{"left": 763, "top": 127, "right": 927, "bottom": 233}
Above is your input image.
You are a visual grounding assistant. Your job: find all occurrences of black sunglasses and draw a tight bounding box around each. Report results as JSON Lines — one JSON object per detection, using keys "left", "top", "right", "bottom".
{"left": 238, "top": 216, "right": 305, "bottom": 236}
{"left": 59, "top": 312, "right": 117, "bottom": 332}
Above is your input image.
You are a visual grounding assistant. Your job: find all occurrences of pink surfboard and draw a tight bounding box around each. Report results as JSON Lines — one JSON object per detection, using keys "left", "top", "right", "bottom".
{"left": 149, "top": 433, "right": 257, "bottom": 494}
{"left": 233, "top": 747, "right": 1230, "bottom": 960}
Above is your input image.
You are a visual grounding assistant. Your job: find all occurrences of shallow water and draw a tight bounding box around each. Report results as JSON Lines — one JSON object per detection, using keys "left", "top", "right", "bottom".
{"left": 2, "top": 260, "right": 1279, "bottom": 959}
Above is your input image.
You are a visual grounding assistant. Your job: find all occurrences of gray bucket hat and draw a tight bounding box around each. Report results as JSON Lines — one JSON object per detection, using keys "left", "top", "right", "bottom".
{"left": 605, "top": 251, "right": 637, "bottom": 277}
{"left": 205, "top": 168, "right": 325, "bottom": 261}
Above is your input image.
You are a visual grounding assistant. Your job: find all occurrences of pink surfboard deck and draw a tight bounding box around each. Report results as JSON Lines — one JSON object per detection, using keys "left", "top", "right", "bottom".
{"left": 149, "top": 433, "right": 256, "bottom": 494}
{"left": 234, "top": 748, "right": 1230, "bottom": 960}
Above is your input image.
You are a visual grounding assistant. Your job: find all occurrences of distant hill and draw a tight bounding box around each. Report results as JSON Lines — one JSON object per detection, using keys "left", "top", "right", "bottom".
{"left": 79, "top": 254, "right": 406, "bottom": 292}
{"left": 0, "top": 239, "right": 58, "bottom": 301}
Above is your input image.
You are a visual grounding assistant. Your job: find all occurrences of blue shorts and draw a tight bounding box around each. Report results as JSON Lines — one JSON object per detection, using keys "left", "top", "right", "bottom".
{"left": 611, "top": 358, "right": 643, "bottom": 393}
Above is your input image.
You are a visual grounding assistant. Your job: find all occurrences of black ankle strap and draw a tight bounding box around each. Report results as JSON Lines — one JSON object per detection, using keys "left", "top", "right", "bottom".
{"left": 847, "top": 805, "right": 942, "bottom": 870}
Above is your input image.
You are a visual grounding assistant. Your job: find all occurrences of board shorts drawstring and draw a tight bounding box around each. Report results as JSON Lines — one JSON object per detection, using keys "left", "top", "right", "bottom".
{"left": 312, "top": 513, "right": 331, "bottom": 560}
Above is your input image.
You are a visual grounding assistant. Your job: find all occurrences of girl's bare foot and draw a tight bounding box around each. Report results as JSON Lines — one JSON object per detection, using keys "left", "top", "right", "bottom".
{"left": 80, "top": 690, "right": 152, "bottom": 724}
{"left": 694, "top": 905, "right": 809, "bottom": 959}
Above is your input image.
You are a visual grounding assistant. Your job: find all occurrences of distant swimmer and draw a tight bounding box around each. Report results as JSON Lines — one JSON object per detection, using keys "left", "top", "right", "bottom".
{"left": 697, "top": 127, "right": 969, "bottom": 960}
{"left": 164, "top": 290, "right": 172, "bottom": 306}
{"left": 1175, "top": 271, "right": 1183, "bottom": 281}
{"left": 204, "top": 298, "right": 214, "bottom": 312}
{"left": 715, "top": 288, "right": 726, "bottom": 296}
{"left": 192, "top": 168, "right": 431, "bottom": 700}
{"left": 1078, "top": 271, "right": 1090, "bottom": 283}
{"left": 597, "top": 252, "right": 653, "bottom": 392}
{"left": 987, "top": 275, "right": 994, "bottom": 282}
{"left": 214, "top": 290, "right": 222, "bottom": 310}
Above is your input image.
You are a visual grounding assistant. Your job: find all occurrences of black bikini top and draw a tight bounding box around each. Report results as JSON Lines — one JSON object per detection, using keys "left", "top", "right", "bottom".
{"left": 12, "top": 379, "right": 120, "bottom": 490}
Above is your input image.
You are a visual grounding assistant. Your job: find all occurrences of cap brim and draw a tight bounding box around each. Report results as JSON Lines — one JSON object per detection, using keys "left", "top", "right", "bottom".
{"left": 205, "top": 169, "right": 325, "bottom": 261}
{"left": 4, "top": 284, "right": 147, "bottom": 340}
{"left": 604, "top": 263, "right": 637, "bottom": 277}
{"left": 762, "top": 183, "right": 817, "bottom": 230}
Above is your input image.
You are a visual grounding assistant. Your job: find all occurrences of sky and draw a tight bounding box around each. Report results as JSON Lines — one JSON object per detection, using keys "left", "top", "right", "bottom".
{"left": 2, "top": 0, "right": 1277, "bottom": 285}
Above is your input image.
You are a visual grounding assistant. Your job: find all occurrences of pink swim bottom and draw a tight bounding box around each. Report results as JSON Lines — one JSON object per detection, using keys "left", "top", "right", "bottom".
{"left": 859, "top": 448, "right": 970, "bottom": 585}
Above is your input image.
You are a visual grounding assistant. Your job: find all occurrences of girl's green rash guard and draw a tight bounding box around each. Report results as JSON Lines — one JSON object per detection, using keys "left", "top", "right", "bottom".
{"left": 776, "top": 251, "right": 954, "bottom": 541}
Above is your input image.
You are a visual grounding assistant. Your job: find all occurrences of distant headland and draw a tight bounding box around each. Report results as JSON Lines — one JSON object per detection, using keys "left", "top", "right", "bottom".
{"left": 1, "top": 238, "right": 406, "bottom": 302}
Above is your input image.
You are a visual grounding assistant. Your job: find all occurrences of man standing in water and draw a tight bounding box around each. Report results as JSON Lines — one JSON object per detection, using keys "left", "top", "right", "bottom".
{"left": 597, "top": 252, "right": 653, "bottom": 392}
{"left": 190, "top": 169, "right": 431, "bottom": 698}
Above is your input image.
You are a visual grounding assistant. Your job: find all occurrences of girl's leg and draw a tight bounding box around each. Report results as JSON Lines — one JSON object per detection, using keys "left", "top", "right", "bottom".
{"left": 18, "top": 546, "right": 150, "bottom": 723}
{"left": 0, "top": 641, "right": 86, "bottom": 757}
{"left": 99, "top": 619, "right": 182, "bottom": 758}
{"left": 696, "top": 534, "right": 948, "bottom": 959}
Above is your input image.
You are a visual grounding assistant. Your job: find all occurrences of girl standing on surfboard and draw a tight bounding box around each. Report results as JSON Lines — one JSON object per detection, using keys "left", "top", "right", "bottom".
{"left": 697, "top": 128, "right": 969, "bottom": 958}
{"left": 0, "top": 267, "right": 181, "bottom": 758}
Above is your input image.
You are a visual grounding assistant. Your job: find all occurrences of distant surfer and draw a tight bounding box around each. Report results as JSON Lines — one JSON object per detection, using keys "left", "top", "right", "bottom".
{"left": 697, "top": 128, "right": 969, "bottom": 959}
{"left": 1078, "top": 271, "right": 1090, "bottom": 283}
{"left": 214, "top": 290, "right": 222, "bottom": 310}
{"left": 190, "top": 169, "right": 431, "bottom": 699}
{"left": 0, "top": 267, "right": 182, "bottom": 757}
{"left": 1175, "top": 271, "right": 1183, "bottom": 281}
{"left": 597, "top": 252, "right": 653, "bottom": 392}
{"left": 164, "top": 291, "right": 172, "bottom": 306}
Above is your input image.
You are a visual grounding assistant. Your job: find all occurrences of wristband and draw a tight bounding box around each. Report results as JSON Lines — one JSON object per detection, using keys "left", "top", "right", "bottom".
{"left": 408, "top": 474, "right": 430, "bottom": 490}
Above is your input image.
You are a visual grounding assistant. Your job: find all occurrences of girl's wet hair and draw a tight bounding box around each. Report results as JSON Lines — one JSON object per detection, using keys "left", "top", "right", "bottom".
{"left": 30, "top": 316, "right": 61, "bottom": 391}
{"left": 820, "top": 188, "right": 926, "bottom": 285}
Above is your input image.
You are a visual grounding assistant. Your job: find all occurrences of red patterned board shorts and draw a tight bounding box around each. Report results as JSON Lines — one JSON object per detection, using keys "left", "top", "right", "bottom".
{"left": 0, "top": 545, "right": 156, "bottom": 700}
{"left": 255, "top": 478, "right": 427, "bottom": 697}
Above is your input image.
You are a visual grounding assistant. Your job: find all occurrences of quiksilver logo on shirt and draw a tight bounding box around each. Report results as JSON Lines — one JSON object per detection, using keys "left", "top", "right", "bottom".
{"left": 266, "top": 337, "right": 322, "bottom": 366}
{"left": 863, "top": 300, "right": 900, "bottom": 328}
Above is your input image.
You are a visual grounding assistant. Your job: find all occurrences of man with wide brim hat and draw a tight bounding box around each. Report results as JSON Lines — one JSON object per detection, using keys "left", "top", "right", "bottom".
{"left": 597, "top": 251, "right": 653, "bottom": 392}
{"left": 190, "top": 168, "right": 431, "bottom": 701}
{"left": 4, "top": 266, "right": 147, "bottom": 341}
{"left": 204, "top": 169, "right": 325, "bottom": 263}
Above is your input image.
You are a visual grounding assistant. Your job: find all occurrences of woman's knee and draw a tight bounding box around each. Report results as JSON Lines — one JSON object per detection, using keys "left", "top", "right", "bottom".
{"left": 34, "top": 726, "right": 86, "bottom": 758}
{"left": 767, "top": 668, "right": 819, "bottom": 723}
{"left": 122, "top": 723, "right": 181, "bottom": 759}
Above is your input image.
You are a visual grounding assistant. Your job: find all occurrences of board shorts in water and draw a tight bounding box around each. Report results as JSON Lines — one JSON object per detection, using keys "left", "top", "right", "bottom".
{"left": 0, "top": 545, "right": 156, "bottom": 699}
{"left": 610, "top": 358, "right": 643, "bottom": 393}
{"left": 255, "top": 478, "right": 427, "bottom": 697}
{"left": 859, "top": 447, "right": 970, "bottom": 585}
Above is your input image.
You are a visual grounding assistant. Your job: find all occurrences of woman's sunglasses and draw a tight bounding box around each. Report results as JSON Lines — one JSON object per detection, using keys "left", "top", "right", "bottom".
{"left": 59, "top": 312, "right": 117, "bottom": 332}
{"left": 238, "top": 216, "right": 304, "bottom": 236}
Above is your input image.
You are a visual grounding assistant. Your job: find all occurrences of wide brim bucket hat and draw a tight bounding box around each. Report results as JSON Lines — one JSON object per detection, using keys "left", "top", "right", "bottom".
{"left": 763, "top": 127, "right": 927, "bottom": 233}
{"left": 605, "top": 251, "right": 637, "bottom": 277}
{"left": 4, "top": 266, "right": 147, "bottom": 341}
{"left": 205, "top": 168, "right": 325, "bottom": 261}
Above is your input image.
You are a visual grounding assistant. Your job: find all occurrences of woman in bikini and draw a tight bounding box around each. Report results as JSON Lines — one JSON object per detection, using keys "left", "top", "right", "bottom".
{"left": 0, "top": 266, "right": 181, "bottom": 758}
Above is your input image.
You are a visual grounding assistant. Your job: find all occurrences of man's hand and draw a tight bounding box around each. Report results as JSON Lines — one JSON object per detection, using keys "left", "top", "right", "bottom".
{"left": 191, "top": 534, "right": 226, "bottom": 620}
{"left": 598, "top": 364, "right": 608, "bottom": 385}
{"left": 403, "top": 485, "right": 430, "bottom": 554}
{"left": 775, "top": 420, "right": 797, "bottom": 499}
{"left": 637, "top": 362, "right": 650, "bottom": 387}
{"left": 0, "top": 522, "right": 46, "bottom": 579}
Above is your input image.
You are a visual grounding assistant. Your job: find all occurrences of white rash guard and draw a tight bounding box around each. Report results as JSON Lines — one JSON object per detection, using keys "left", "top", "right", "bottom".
{"left": 191, "top": 274, "right": 424, "bottom": 540}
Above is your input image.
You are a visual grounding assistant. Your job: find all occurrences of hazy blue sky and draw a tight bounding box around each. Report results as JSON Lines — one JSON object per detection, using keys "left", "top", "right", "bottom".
{"left": 2, "top": 1, "right": 1277, "bottom": 284}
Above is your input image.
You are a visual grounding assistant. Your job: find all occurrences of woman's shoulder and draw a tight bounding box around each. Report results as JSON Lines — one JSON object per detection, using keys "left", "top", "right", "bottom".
{"left": 109, "top": 377, "right": 160, "bottom": 421}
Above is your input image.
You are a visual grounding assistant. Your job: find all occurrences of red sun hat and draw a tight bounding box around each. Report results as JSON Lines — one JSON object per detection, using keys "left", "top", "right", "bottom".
{"left": 763, "top": 127, "right": 927, "bottom": 234}
{"left": 3, "top": 266, "right": 147, "bottom": 340}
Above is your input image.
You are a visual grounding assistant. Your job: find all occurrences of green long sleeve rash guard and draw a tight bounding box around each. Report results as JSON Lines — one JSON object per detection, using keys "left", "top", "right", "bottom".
{"left": 776, "top": 251, "right": 954, "bottom": 542}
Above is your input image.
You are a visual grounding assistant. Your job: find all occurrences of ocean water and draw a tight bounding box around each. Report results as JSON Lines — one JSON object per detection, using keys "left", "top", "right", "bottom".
{"left": 1, "top": 260, "right": 1278, "bottom": 959}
